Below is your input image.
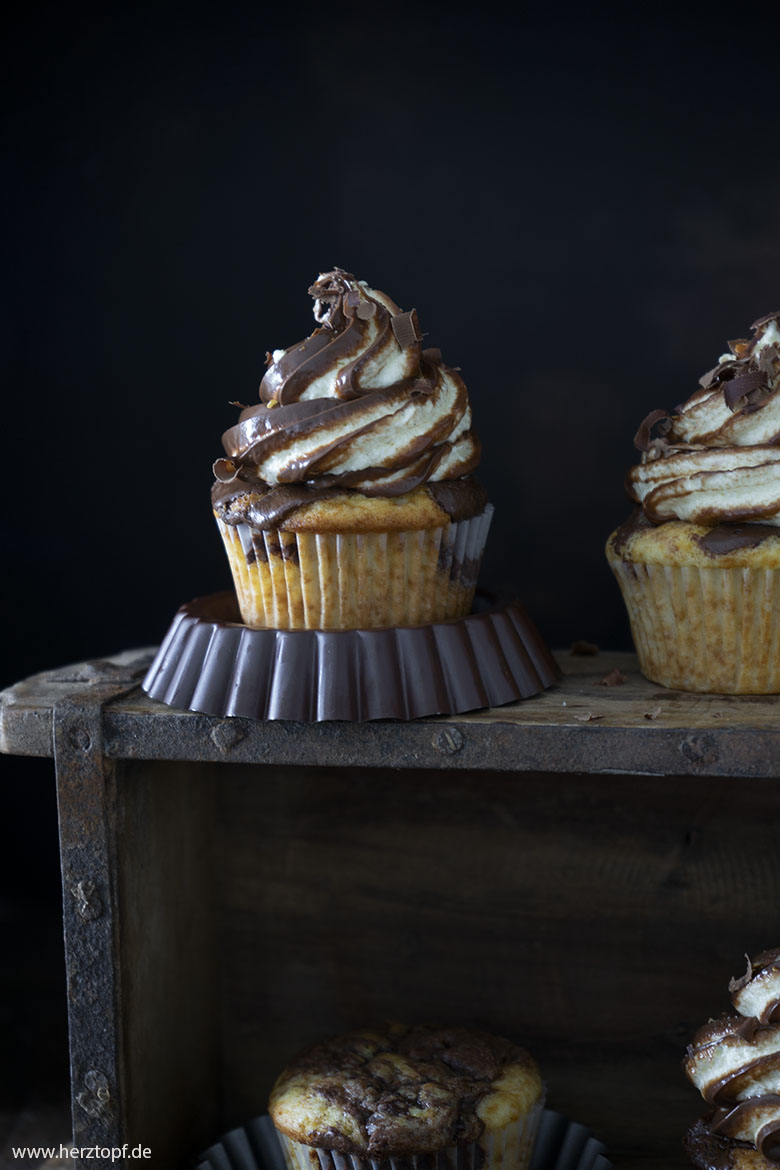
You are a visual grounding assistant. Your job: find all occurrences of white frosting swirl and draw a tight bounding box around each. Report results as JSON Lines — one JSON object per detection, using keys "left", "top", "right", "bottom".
{"left": 217, "top": 269, "right": 480, "bottom": 494}
{"left": 629, "top": 313, "right": 780, "bottom": 525}
{"left": 684, "top": 950, "right": 780, "bottom": 1159}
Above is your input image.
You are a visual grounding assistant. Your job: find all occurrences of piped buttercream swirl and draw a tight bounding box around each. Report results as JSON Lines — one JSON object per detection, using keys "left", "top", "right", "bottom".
{"left": 628, "top": 313, "right": 780, "bottom": 526}
{"left": 684, "top": 949, "right": 780, "bottom": 1161}
{"left": 212, "top": 269, "right": 481, "bottom": 525}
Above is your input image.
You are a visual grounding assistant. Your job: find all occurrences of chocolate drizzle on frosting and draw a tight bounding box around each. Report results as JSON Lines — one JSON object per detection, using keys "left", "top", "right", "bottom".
{"left": 212, "top": 268, "right": 482, "bottom": 528}
{"left": 684, "top": 949, "right": 780, "bottom": 1162}
{"left": 624, "top": 312, "right": 780, "bottom": 529}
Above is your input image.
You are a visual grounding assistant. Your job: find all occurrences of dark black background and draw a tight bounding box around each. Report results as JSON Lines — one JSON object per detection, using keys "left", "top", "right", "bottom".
{"left": 2, "top": 0, "right": 780, "bottom": 1109}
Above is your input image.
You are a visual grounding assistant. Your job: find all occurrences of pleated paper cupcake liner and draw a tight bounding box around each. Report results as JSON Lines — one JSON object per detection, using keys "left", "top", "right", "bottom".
{"left": 609, "top": 558, "right": 780, "bottom": 693}
{"left": 194, "top": 1110, "right": 612, "bottom": 1170}
{"left": 142, "top": 590, "right": 560, "bottom": 721}
{"left": 215, "top": 506, "right": 494, "bottom": 630}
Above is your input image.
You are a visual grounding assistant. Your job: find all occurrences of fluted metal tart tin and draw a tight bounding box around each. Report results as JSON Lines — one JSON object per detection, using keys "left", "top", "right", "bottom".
{"left": 142, "top": 591, "right": 559, "bottom": 721}
{"left": 194, "top": 1110, "right": 612, "bottom": 1170}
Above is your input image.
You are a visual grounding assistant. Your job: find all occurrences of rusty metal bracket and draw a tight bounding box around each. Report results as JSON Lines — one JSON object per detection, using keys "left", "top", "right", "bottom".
{"left": 53, "top": 664, "right": 144, "bottom": 1161}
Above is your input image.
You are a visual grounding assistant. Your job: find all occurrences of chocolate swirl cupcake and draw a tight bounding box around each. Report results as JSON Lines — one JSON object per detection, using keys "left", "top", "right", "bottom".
{"left": 606, "top": 312, "right": 780, "bottom": 692}
{"left": 684, "top": 950, "right": 780, "bottom": 1169}
{"left": 213, "top": 270, "right": 492, "bottom": 629}
{"left": 269, "top": 1024, "right": 544, "bottom": 1170}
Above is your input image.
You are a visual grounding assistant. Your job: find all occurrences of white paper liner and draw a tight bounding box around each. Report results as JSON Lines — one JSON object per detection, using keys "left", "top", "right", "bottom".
{"left": 215, "top": 505, "right": 494, "bottom": 630}
{"left": 194, "top": 1110, "right": 612, "bottom": 1170}
{"left": 609, "top": 558, "right": 780, "bottom": 693}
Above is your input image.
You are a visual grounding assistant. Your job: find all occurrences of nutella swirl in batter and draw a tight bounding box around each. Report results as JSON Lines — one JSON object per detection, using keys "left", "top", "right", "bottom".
{"left": 269, "top": 1023, "right": 542, "bottom": 1159}
{"left": 212, "top": 269, "right": 481, "bottom": 528}
{"left": 629, "top": 312, "right": 780, "bottom": 527}
{"left": 684, "top": 949, "right": 780, "bottom": 1163}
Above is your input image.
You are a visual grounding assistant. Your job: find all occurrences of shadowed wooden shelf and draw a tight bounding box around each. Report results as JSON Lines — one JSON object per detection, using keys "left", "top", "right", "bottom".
{"left": 2, "top": 647, "right": 779, "bottom": 1170}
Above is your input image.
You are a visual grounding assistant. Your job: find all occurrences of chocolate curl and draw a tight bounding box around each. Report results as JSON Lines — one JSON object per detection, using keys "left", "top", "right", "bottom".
{"left": 633, "top": 409, "right": 671, "bottom": 452}
{"left": 595, "top": 668, "right": 625, "bottom": 687}
{"left": 751, "top": 310, "right": 780, "bottom": 331}
{"left": 729, "top": 954, "right": 754, "bottom": 996}
{"left": 391, "top": 309, "right": 422, "bottom": 348}
{"left": 570, "top": 640, "right": 599, "bottom": 656}
{"left": 213, "top": 457, "right": 241, "bottom": 483}
{"left": 699, "top": 363, "right": 728, "bottom": 390}
{"left": 723, "top": 370, "right": 769, "bottom": 411}
{"left": 343, "top": 288, "right": 377, "bottom": 320}
{"left": 309, "top": 268, "right": 355, "bottom": 326}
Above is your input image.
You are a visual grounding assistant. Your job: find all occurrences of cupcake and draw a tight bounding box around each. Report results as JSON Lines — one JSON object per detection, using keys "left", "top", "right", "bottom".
{"left": 683, "top": 949, "right": 780, "bottom": 1169}
{"left": 606, "top": 311, "right": 780, "bottom": 692}
{"left": 212, "top": 269, "right": 492, "bottom": 630}
{"left": 268, "top": 1023, "right": 544, "bottom": 1170}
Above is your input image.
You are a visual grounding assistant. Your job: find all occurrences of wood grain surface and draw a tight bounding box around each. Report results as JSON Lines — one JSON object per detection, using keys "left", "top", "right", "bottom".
{"left": 4, "top": 648, "right": 780, "bottom": 777}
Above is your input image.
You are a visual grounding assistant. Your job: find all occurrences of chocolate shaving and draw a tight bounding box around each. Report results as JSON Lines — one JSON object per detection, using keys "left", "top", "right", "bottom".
{"left": 596, "top": 668, "right": 624, "bottom": 687}
{"left": 723, "top": 370, "right": 768, "bottom": 410}
{"left": 570, "top": 640, "right": 599, "bottom": 656}
{"left": 698, "top": 363, "right": 728, "bottom": 391}
{"left": 422, "top": 347, "right": 442, "bottom": 364}
{"left": 751, "top": 310, "right": 780, "bottom": 331}
{"left": 729, "top": 954, "right": 754, "bottom": 995}
{"left": 213, "top": 457, "right": 240, "bottom": 483}
{"left": 634, "top": 409, "right": 671, "bottom": 452}
{"left": 644, "top": 706, "right": 662, "bottom": 720}
{"left": 573, "top": 712, "right": 604, "bottom": 722}
{"left": 356, "top": 300, "right": 377, "bottom": 320}
{"left": 391, "top": 309, "right": 422, "bottom": 348}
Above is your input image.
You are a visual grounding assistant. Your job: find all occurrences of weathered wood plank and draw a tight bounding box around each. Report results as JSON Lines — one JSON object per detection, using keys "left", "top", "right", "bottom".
{"left": 2, "top": 650, "right": 780, "bottom": 777}
{"left": 116, "top": 760, "right": 220, "bottom": 1166}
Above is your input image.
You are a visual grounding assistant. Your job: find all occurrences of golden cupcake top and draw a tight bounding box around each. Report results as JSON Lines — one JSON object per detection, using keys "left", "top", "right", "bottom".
{"left": 684, "top": 949, "right": 780, "bottom": 1166}
{"left": 268, "top": 1023, "right": 543, "bottom": 1157}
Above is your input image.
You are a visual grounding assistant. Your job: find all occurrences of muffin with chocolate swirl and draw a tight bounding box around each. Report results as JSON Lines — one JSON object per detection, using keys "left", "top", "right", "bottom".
{"left": 606, "top": 311, "right": 780, "bottom": 692}
{"left": 213, "top": 269, "right": 491, "bottom": 629}
{"left": 683, "top": 949, "right": 780, "bottom": 1169}
{"left": 269, "top": 1023, "right": 544, "bottom": 1170}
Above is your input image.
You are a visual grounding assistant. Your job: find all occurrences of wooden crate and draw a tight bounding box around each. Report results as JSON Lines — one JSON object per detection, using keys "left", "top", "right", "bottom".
{"left": 2, "top": 650, "right": 779, "bottom": 1170}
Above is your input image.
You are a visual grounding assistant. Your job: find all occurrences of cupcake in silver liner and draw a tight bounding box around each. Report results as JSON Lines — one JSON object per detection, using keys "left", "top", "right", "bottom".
{"left": 268, "top": 1025, "right": 545, "bottom": 1170}
{"left": 194, "top": 1109, "right": 612, "bottom": 1170}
